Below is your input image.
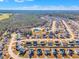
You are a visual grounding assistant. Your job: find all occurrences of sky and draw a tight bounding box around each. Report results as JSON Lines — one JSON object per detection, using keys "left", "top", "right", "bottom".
{"left": 0, "top": 0, "right": 79, "bottom": 10}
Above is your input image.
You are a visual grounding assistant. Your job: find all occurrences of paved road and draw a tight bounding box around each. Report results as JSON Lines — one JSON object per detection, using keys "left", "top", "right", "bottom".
{"left": 62, "top": 20, "right": 74, "bottom": 39}
{"left": 8, "top": 20, "right": 78, "bottom": 59}
{"left": 8, "top": 33, "right": 47, "bottom": 59}
{"left": 8, "top": 33, "right": 27, "bottom": 59}
{"left": 8, "top": 33, "right": 79, "bottom": 59}
{"left": 52, "top": 21, "right": 56, "bottom": 33}
{"left": 71, "top": 20, "right": 79, "bottom": 28}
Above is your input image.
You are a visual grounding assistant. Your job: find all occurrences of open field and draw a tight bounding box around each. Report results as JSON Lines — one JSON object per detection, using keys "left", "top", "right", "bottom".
{"left": 0, "top": 13, "right": 12, "bottom": 21}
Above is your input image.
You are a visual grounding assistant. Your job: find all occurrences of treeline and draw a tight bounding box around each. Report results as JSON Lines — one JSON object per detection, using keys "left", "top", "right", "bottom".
{"left": 0, "top": 14, "right": 48, "bottom": 32}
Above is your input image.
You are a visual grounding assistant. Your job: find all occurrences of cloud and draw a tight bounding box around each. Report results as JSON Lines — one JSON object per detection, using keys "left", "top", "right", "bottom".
{"left": 0, "top": 0, "right": 4, "bottom": 2}
{"left": 26, "top": 0, "right": 34, "bottom": 1}
{"left": 14, "top": 0, "right": 25, "bottom": 2}
{"left": 0, "top": 5, "right": 79, "bottom": 10}
{"left": 14, "top": 0, "right": 34, "bottom": 2}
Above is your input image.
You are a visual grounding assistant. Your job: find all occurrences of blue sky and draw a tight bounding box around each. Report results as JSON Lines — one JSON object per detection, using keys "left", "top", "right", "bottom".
{"left": 0, "top": 0, "right": 79, "bottom": 10}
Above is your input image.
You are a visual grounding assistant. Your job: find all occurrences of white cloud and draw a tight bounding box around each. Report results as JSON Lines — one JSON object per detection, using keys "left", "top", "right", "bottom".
{"left": 14, "top": 0, "right": 34, "bottom": 2}
{"left": 0, "top": 0, "right": 4, "bottom": 2}
{"left": 0, "top": 5, "right": 79, "bottom": 10}
{"left": 15, "top": 0, "right": 25, "bottom": 2}
{"left": 26, "top": 0, "right": 34, "bottom": 1}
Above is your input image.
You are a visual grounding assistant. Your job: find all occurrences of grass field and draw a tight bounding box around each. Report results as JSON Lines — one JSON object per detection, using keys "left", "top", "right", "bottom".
{"left": 0, "top": 13, "right": 12, "bottom": 21}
